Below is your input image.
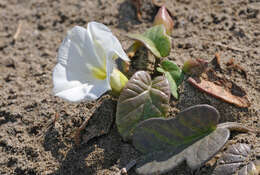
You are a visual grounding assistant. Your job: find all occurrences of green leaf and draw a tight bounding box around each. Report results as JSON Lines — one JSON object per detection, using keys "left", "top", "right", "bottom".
{"left": 128, "top": 25, "right": 171, "bottom": 58}
{"left": 157, "top": 60, "right": 184, "bottom": 98}
{"left": 156, "top": 67, "right": 165, "bottom": 73}
{"left": 116, "top": 71, "right": 171, "bottom": 141}
{"left": 160, "top": 60, "right": 184, "bottom": 86}
{"left": 165, "top": 72, "right": 178, "bottom": 99}
{"left": 128, "top": 34, "right": 162, "bottom": 58}
{"left": 143, "top": 25, "right": 171, "bottom": 57}
{"left": 133, "top": 105, "right": 230, "bottom": 174}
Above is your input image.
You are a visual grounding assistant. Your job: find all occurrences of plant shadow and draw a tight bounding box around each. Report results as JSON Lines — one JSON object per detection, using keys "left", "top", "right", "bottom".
{"left": 117, "top": 0, "right": 158, "bottom": 31}
{"left": 48, "top": 126, "right": 139, "bottom": 175}
{"left": 44, "top": 98, "right": 139, "bottom": 175}
{"left": 43, "top": 126, "right": 67, "bottom": 161}
{"left": 117, "top": 0, "right": 140, "bottom": 31}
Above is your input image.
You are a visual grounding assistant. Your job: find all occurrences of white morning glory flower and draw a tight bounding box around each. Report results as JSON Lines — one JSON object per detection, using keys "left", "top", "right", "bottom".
{"left": 53, "top": 22, "right": 129, "bottom": 102}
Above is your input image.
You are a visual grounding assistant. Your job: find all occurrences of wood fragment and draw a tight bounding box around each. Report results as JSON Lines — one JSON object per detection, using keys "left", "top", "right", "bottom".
{"left": 13, "top": 21, "right": 23, "bottom": 40}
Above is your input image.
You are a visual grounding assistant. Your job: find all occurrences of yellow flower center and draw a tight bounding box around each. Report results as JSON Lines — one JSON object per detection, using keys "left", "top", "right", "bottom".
{"left": 90, "top": 40, "right": 108, "bottom": 80}
{"left": 91, "top": 66, "right": 107, "bottom": 80}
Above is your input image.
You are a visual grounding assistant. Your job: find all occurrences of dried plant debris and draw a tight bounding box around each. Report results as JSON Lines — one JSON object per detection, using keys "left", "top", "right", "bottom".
{"left": 211, "top": 53, "right": 222, "bottom": 71}
{"left": 213, "top": 143, "right": 260, "bottom": 175}
{"left": 188, "top": 69, "right": 250, "bottom": 108}
{"left": 133, "top": 105, "right": 231, "bottom": 175}
{"left": 186, "top": 55, "right": 250, "bottom": 108}
{"left": 116, "top": 71, "right": 170, "bottom": 141}
{"left": 226, "top": 58, "right": 247, "bottom": 79}
{"left": 182, "top": 58, "right": 209, "bottom": 77}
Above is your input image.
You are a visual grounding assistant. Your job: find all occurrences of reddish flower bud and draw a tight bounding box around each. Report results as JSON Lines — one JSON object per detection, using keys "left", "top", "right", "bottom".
{"left": 183, "top": 58, "right": 208, "bottom": 76}
{"left": 153, "top": 6, "right": 174, "bottom": 35}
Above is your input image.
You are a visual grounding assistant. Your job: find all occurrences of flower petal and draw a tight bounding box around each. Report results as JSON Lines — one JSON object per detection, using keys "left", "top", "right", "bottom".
{"left": 58, "top": 26, "right": 104, "bottom": 68}
{"left": 53, "top": 23, "right": 127, "bottom": 102}
{"left": 54, "top": 25, "right": 111, "bottom": 102}
{"left": 87, "top": 21, "right": 129, "bottom": 62}
{"left": 105, "top": 51, "right": 116, "bottom": 81}
{"left": 53, "top": 63, "right": 111, "bottom": 102}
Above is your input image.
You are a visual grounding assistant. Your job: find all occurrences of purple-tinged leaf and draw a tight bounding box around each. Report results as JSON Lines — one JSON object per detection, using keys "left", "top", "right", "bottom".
{"left": 133, "top": 105, "right": 230, "bottom": 174}
{"left": 116, "top": 71, "right": 170, "bottom": 141}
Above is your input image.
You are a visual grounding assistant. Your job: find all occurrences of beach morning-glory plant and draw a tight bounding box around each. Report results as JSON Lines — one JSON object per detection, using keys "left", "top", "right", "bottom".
{"left": 53, "top": 22, "right": 129, "bottom": 102}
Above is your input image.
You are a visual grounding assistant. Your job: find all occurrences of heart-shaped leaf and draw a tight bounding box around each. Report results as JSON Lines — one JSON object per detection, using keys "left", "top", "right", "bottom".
{"left": 128, "top": 25, "right": 171, "bottom": 58}
{"left": 116, "top": 71, "right": 171, "bottom": 141}
{"left": 136, "top": 128, "right": 229, "bottom": 175}
{"left": 133, "top": 104, "right": 219, "bottom": 154}
{"left": 213, "top": 143, "right": 260, "bottom": 175}
{"left": 157, "top": 60, "right": 184, "bottom": 98}
{"left": 133, "top": 105, "right": 230, "bottom": 174}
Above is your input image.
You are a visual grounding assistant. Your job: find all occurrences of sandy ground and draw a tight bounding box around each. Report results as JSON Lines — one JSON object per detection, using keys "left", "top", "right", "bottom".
{"left": 0, "top": 0, "right": 259, "bottom": 174}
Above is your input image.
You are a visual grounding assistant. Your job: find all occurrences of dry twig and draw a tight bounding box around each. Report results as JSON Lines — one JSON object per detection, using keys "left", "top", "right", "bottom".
{"left": 13, "top": 21, "right": 23, "bottom": 41}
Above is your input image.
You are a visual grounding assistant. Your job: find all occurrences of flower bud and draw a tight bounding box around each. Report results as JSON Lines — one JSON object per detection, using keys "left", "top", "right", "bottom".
{"left": 183, "top": 58, "right": 208, "bottom": 76}
{"left": 110, "top": 68, "right": 128, "bottom": 96}
{"left": 153, "top": 6, "right": 174, "bottom": 35}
